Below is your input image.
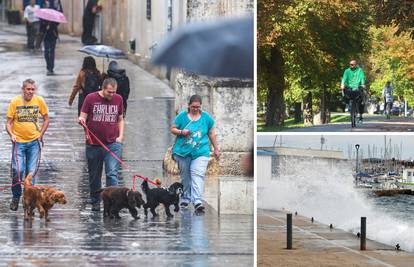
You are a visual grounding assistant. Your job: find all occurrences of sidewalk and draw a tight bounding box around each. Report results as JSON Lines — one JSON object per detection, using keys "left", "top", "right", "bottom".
{"left": 258, "top": 209, "right": 414, "bottom": 267}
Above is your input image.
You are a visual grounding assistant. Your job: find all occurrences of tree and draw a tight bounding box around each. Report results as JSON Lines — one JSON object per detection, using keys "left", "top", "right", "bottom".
{"left": 368, "top": 26, "right": 414, "bottom": 105}
{"left": 374, "top": 0, "right": 414, "bottom": 38}
{"left": 258, "top": 0, "right": 371, "bottom": 127}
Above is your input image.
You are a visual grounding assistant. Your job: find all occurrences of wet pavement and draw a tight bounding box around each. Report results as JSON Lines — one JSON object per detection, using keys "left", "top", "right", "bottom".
{"left": 0, "top": 24, "right": 253, "bottom": 266}
{"left": 258, "top": 209, "right": 414, "bottom": 267}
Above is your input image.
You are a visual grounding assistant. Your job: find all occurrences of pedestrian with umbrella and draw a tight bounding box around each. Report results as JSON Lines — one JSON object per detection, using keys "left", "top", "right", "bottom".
{"left": 69, "top": 56, "right": 102, "bottom": 116}
{"left": 36, "top": 0, "right": 65, "bottom": 75}
{"left": 78, "top": 44, "right": 126, "bottom": 72}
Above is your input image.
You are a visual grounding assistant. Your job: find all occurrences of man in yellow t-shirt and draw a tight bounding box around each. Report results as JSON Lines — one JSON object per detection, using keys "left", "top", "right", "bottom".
{"left": 6, "top": 79, "right": 49, "bottom": 211}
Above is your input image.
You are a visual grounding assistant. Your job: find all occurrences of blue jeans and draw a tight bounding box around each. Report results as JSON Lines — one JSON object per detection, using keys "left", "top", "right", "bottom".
{"left": 44, "top": 38, "right": 56, "bottom": 72}
{"left": 174, "top": 155, "right": 209, "bottom": 206}
{"left": 11, "top": 140, "right": 41, "bottom": 200}
{"left": 86, "top": 142, "right": 123, "bottom": 204}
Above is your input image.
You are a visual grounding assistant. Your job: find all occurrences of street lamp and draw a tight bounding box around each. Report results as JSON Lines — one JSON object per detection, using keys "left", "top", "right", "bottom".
{"left": 355, "top": 144, "right": 360, "bottom": 185}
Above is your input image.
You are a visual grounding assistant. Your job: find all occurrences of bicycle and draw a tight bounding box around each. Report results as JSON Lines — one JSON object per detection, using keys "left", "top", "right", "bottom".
{"left": 343, "top": 87, "right": 363, "bottom": 128}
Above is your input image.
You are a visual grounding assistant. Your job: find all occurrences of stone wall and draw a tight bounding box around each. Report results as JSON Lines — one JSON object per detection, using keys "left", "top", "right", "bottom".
{"left": 174, "top": 72, "right": 253, "bottom": 176}
{"left": 171, "top": 0, "right": 254, "bottom": 176}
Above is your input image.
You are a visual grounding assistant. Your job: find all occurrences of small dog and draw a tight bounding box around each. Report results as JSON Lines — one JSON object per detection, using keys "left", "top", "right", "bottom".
{"left": 23, "top": 173, "right": 67, "bottom": 221}
{"left": 23, "top": 173, "right": 45, "bottom": 220}
{"left": 141, "top": 180, "right": 183, "bottom": 218}
{"left": 98, "top": 186, "right": 145, "bottom": 219}
{"left": 37, "top": 185, "right": 67, "bottom": 221}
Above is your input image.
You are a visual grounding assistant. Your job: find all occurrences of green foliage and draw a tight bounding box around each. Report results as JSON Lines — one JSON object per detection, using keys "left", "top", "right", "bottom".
{"left": 368, "top": 26, "right": 414, "bottom": 105}
{"left": 258, "top": 0, "right": 372, "bottom": 115}
{"left": 374, "top": 0, "right": 414, "bottom": 38}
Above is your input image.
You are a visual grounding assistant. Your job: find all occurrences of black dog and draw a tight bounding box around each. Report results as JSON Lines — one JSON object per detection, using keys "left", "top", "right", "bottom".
{"left": 141, "top": 180, "right": 183, "bottom": 218}
{"left": 97, "top": 186, "right": 145, "bottom": 219}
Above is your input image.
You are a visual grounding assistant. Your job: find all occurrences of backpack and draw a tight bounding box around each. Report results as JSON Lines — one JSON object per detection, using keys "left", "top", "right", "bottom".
{"left": 83, "top": 70, "right": 101, "bottom": 96}
{"left": 114, "top": 76, "right": 130, "bottom": 100}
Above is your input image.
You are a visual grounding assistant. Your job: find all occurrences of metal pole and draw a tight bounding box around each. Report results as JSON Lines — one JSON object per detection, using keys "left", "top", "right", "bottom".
{"left": 287, "top": 213, "right": 292, "bottom": 249}
{"left": 355, "top": 144, "right": 360, "bottom": 185}
{"left": 361, "top": 217, "right": 366, "bottom": 250}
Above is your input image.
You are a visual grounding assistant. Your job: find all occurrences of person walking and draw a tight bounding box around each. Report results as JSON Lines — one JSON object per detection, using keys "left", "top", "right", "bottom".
{"left": 6, "top": 79, "right": 49, "bottom": 211}
{"left": 382, "top": 81, "right": 393, "bottom": 118}
{"left": 78, "top": 78, "right": 124, "bottom": 211}
{"left": 69, "top": 56, "right": 102, "bottom": 116}
{"left": 82, "top": 0, "right": 102, "bottom": 45}
{"left": 23, "top": 0, "right": 40, "bottom": 51}
{"left": 171, "top": 94, "right": 220, "bottom": 213}
{"left": 39, "top": 0, "right": 63, "bottom": 75}
{"left": 103, "top": 61, "right": 130, "bottom": 117}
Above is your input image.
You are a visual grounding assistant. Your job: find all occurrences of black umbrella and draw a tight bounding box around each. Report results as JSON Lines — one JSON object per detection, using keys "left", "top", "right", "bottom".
{"left": 151, "top": 16, "right": 253, "bottom": 79}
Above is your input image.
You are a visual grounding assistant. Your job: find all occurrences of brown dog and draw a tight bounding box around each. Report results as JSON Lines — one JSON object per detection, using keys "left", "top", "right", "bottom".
{"left": 23, "top": 173, "right": 45, "bottom": 220}
{"left": 23, "top": 173, "right": 67, "bottom": 221}
{"left": 98, "top": 186, "right": 145, "bottom": 219}
{"left": 37, "top": 185, "right": 67, "bottom": 221}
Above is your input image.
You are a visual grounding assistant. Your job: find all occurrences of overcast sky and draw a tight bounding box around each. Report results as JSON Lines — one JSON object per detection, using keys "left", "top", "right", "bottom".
{"left": 257, "top": 134, "right": 414, "bottom": 160}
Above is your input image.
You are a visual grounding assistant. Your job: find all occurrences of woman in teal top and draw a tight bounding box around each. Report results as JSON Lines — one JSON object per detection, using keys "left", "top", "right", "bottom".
{"left": 171, "top": 94, "right": 220, "bottom": 213}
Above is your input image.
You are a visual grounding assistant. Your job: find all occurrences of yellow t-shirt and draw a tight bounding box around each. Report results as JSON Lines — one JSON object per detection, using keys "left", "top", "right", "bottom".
{"left": 6, "top": 95, "right": 48, "bottom": 143}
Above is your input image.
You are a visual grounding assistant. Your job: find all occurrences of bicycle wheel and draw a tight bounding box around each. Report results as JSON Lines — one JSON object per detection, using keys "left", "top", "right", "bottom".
{"left": 350, "top": 99, "right": 356, "bottom": 127}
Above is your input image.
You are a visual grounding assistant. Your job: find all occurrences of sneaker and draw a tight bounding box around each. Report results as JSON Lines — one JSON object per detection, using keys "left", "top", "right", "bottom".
{"left": 194, "top": 203, "right": 205, "bottom": 213}
{"left": 9, "top": 198, "right": 19, "bottom": 211}
{"left": 46, "top": 70, "right": 55, "bottom": 76}
{"left": 91, "top": 202, "right": 100, "bottom": 211}
{"left": 180, "top": 202, "right": 189, "bottom": 209}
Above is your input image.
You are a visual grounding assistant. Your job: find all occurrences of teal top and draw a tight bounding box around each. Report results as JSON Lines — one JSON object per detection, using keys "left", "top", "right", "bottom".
{"left": 341, "top": 66, "right": 366, "bottom": 90}
{"left": 172, "top": 110, "right": 215, "bottom": 159}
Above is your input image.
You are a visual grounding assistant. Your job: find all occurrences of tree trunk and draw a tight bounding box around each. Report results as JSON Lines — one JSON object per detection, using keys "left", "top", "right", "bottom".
{"left": 303, "top": 91, "right": 313, "bottom": 126}
{"left": 294, "top": 102, "right": 302, "bottom": 122}
{"left": 321, "top": 84, "right": 326, "bottom": 124}
{"left": 259, "top": 46, "right": 285, "bottom": 127}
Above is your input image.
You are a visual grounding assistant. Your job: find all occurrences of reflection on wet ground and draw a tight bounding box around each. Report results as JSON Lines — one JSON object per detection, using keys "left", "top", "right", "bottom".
{"left": 0, "top": 24, "right": 253, "bottom": 266}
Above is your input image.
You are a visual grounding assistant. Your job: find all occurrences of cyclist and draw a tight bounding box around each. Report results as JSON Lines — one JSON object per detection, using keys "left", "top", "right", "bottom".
{"left": 382, "top": 81, "right": 393, "bottom": 119}
{"left": 341, "top": 60, "right": 366, "bottom": 127}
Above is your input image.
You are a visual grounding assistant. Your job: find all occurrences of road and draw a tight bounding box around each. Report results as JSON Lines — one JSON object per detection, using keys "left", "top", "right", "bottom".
{"left": 285, "top": 114, "right": 414, "bottom": 132}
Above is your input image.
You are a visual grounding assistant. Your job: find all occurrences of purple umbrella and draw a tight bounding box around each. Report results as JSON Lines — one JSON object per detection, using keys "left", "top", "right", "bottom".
{"left": 35, "top": 8, "right": 67, "bottom": 23}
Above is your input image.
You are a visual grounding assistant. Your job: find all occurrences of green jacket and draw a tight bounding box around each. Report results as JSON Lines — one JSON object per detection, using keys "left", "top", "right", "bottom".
{"left": 341, "top": 67, "right": 365, "bottom": 90}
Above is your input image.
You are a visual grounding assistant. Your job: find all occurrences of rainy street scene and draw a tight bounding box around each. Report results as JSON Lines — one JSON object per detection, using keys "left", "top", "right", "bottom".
{"left": 0, "top": 1, "right": 254, "bottom": 266}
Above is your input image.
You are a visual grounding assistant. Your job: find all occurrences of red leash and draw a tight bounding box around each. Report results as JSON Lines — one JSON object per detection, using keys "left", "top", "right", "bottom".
{"left": 0, "top": 142, "right": 23, "bottom": 191}
{"left": 79, "top": 121, "right": 161, "bottom": 190}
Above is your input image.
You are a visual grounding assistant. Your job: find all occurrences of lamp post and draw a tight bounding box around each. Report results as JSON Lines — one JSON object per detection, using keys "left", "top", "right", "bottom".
{"left": 355, "top": 144, "right": 360, "bottom": 185}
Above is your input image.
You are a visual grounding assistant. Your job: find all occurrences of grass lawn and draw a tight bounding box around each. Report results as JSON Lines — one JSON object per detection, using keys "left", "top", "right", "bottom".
{"left": 257, "top": 113, "right": 351, "bottom": 132}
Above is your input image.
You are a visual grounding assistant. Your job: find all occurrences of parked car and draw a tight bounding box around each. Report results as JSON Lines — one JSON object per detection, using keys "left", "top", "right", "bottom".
{"left": 391, "top": 106, "right": 400, "bottom": 116}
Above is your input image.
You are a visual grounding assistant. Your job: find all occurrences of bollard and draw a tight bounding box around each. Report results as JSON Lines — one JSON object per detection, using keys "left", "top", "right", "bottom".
{"left": 287, "top": 213, "right": 292, "bottom": 249}
{"left": 360, "top": 217, "right": 366, "bottom": 250}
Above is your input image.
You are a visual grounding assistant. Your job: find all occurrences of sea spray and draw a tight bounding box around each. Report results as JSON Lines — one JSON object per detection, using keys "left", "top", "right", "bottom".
{"left": 258, "top": 158, "right": 414, "bottom": 252}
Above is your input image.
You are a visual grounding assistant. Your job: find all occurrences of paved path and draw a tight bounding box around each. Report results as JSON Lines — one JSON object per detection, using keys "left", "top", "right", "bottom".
{"left": 258, "top": 209, "right": 414, "bottom": 267}
{"left": 284, "top": 114, "right": 414, "bottom": 132}
{"left": 0, "top": 23, "right": 253, "bottom": 266}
